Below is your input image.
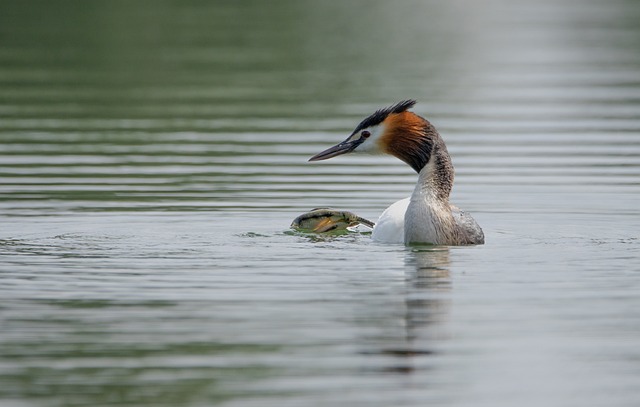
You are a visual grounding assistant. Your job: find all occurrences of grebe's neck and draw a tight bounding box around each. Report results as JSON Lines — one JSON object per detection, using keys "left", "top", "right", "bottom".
{"left": 417, "top": 137, "right": 454, "bottom": 200}
{"left": 404, "top": 139, "right": 458, "bottom": 245}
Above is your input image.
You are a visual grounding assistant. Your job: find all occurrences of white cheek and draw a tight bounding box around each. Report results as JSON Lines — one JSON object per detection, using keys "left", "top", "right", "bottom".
{"left": 355, "top": 124, "right": 385, "bottom": 154}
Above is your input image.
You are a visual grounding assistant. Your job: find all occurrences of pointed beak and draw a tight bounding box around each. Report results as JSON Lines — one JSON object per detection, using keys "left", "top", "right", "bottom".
{"left": 308, "top": 137, "right": 362, "bottom": 162}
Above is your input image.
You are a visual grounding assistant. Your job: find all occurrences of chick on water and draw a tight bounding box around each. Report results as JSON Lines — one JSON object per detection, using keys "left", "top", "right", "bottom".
{"left": 291, "top": 208, "right": 374, "bottom": 233}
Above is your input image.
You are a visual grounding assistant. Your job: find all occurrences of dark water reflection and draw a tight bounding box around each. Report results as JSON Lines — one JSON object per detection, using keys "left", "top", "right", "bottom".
{"left": 1, "top": 0, "right": 640, "bottom": 406}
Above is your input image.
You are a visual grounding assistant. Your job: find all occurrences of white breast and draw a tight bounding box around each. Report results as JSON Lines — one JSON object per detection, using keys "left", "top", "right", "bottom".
{"left": 371, "top": 197, "right": 410, "bottom": 244}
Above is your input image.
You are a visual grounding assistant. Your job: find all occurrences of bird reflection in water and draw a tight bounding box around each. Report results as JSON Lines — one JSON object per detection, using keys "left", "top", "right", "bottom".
{"left": 360, "top": 247, "right": 451, "bottom": 375}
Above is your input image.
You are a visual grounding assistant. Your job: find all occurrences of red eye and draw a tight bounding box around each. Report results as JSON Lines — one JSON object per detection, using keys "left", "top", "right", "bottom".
{"left": 361, "top": 131, "right": 371, "bottom": 139}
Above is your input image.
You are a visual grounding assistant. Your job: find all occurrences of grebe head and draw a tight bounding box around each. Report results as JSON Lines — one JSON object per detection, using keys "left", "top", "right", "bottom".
{"left": 309, "top": 100, "right": 439, "bottom": 173}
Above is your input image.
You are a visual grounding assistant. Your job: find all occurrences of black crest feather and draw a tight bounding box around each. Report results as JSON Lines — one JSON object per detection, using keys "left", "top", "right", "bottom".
{"left": 352, "top": 100, "right": 417, "bottom": 134}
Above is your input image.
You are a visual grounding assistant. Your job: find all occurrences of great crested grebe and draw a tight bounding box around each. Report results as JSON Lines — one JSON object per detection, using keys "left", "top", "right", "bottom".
{"left": 307, "top": 100, "right": 484, "bottom": 246}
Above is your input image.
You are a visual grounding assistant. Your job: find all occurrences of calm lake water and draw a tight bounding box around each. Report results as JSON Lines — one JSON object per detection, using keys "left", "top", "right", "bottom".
{"left": 1, "top": 1, "right": 640, "bottom": 406}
